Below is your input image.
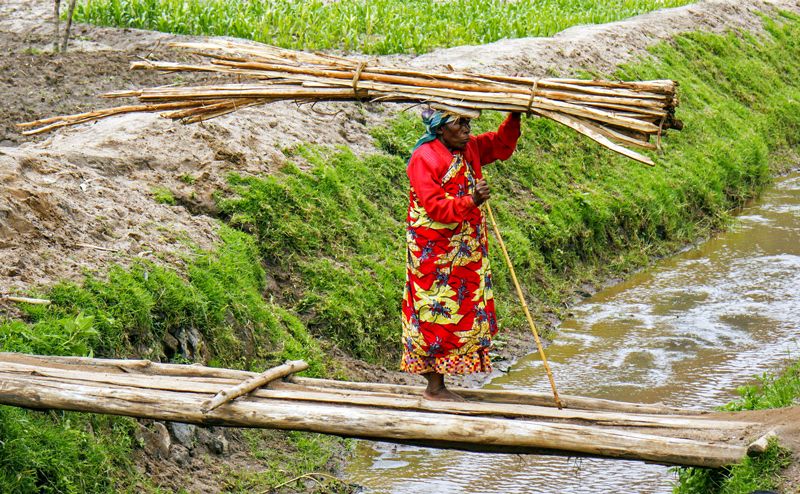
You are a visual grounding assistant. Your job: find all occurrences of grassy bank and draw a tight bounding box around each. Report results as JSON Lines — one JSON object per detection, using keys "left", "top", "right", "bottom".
{"left": 0, "top": 226, "right": 337, "bottom": 493}
{"left": 218, "top": 12, "right": 800, "bottom": 366}
{"left": 674, "top": 360, "right": 800, "bottom": 493}
{"left": 72, "top": 0, "right": 692, "bottom": 54}
{"left": 3, "top": 9, "right": 800, "bottom": 494}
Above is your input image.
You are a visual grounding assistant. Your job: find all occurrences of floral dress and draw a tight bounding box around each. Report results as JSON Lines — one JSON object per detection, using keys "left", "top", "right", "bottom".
{"left": 401, "top": 113, "right": 521, "bottom": 375}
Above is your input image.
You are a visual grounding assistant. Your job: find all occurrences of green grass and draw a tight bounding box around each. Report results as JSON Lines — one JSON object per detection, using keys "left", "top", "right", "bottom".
{"left": 218, "top": 13, "right": 800, "bottom": 365}
{"left": 73, "top": 0, "right": 692, "bottom": 55}
{"left": 4, "top": 225, "right": 325, "bottom": 373}
{"left": 673, "top": 360, "right": 800, "bottom": 493}
{"left": 151, "top": 186, "right": 176, "bottom": 205}
{"left": 222, "top": 430, "right": 355, "bottom": 493}
{"left": 0, "top": 407, "right": 138, "bottom": 494}
{"left": 219, "top": 146, "right": 407, "bottom": 362}
{"left": 0, "top": 226, "right": 329, "bottom": 493}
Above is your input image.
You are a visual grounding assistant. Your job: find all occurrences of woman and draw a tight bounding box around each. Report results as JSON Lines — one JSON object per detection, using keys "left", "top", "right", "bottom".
{"left": 402, "top": 109, "right": 521, "bottom": 401}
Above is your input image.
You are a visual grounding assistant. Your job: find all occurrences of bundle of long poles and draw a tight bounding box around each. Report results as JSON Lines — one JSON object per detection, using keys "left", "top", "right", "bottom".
{"left": 18, "top": 40, "right": 680, "bottom": 165}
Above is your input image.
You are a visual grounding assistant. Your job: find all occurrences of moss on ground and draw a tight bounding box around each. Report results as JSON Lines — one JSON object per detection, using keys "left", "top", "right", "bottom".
{"left": 2, "top": 11, "right": 800, "bottom": 494}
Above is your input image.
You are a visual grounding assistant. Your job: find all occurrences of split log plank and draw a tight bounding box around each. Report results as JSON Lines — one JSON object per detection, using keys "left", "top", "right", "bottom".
{"left": 288, "top": 376, "right": 692, "bottom": 415}
{"left": 0, "top": 363, "right": 753, "bottom": 433}
{"left": 0, "top": 374, "right": 749, "bottom": 468}
{"left": 0, "top": 353, "right": 692, "bottom": 414}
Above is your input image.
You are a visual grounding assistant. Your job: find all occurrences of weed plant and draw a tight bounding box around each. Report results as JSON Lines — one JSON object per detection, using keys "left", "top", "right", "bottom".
{"left": 73, "top": 0, "right": 692, "bottom": 55}
{"left": 673, "top": 360, "right": 800, "bottom": 493}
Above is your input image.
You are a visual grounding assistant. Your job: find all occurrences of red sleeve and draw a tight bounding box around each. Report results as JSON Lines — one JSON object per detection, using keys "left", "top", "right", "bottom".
{"left": 473, "top": 113, "right": 521, "bottom": 166}
{"left": 407, "top": 148, "right": 477, "bottom": 224}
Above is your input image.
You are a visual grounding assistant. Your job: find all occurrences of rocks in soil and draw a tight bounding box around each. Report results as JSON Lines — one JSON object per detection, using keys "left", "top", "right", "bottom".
{"left": 135, "top": 421, "right": 171, "bottom": 459}
{"left": 168, "top": 422, "right": 196, "bottom": 449}
{"left": 196, "top": 427, "right": 229, "bottom": 456}
{"left": 166, "top": 421, "right": 230, "bottom": 457}
{"left": 168, "top": 444, "right": 192, "bottom": 468}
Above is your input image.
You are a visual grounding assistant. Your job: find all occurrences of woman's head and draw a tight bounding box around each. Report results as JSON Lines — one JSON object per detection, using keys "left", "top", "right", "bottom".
{"left": 436, "top": 117, "right": 471, "bottom": 151}
{"left": 410, "top": 108, "right": 477, "bottom": 156}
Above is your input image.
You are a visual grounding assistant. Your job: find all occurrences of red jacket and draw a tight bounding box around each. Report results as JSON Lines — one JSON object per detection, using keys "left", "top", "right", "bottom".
{"left": 406, "top": 113, "right": 521, "bottom": 224}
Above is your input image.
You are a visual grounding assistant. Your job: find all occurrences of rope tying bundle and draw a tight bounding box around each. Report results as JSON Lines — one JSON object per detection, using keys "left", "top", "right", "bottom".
{"left": 352, "top": 61, "right": 368, "bottom": 98}
{"left": 526, "top": 79, "right": 539, "bottom": 114}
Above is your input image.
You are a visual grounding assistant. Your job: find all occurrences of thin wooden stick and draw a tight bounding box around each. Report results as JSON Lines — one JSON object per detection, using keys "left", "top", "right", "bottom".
{"left": 202, "top": 360, "right": 308, "bottom": 412}
{"left": 59, "top": 0, "right": 77, "bottom": 53}
{"left": 485, "top": 203, "right": 563, "bottom": 409}
{"left": 0, "top": 296, "right": 52, "bottom": 305}
{"left": 76, "top": 243, "right": 119, "bottom": 252}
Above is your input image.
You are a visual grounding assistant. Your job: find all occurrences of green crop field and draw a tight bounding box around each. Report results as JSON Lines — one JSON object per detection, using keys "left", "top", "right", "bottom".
{"left": 73, "top": 0, "right": 693, "bottom": 54}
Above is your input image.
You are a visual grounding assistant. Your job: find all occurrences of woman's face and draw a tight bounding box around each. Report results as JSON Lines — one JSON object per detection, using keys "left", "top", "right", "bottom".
{"left": 437, "top": 118, "right": 472, "bottom": 151}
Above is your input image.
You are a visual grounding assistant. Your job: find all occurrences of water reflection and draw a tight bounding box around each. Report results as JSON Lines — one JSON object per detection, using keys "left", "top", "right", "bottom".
{"left": 348, "top": 173, "right": 800, "bottom": 493}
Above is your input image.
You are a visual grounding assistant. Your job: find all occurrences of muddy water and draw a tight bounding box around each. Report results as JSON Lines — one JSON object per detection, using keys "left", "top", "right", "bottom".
{"left": 347, "top": 172, "right": 800, "bottom": 493}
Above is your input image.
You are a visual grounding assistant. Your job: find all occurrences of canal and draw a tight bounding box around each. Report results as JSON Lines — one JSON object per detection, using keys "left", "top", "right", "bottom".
{"left": 347, "top": 171, "right": 800, "bottom": 493}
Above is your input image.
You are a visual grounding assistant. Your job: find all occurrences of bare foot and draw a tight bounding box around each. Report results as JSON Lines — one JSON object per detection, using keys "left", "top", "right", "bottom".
{"left": 422, "top": 388, "right": 467, "bottom": 402}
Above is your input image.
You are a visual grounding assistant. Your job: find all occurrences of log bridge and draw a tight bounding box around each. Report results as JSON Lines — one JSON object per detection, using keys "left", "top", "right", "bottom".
{"left": 0, "top": 353, "right": 786, "bottom": 468}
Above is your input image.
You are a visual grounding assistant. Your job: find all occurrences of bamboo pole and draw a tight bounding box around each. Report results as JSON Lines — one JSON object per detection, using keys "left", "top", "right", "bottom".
{"left": 484, "top": 203, "right": 563, "bottom": 409}
{"left": 17, "top": 39, "right": 680, "bottom": 167}
{"left": 202, "top": 360, "right": 308, "bottom": 412}
{"left": 0, "top": 373, "right": 750, "bottom": 467}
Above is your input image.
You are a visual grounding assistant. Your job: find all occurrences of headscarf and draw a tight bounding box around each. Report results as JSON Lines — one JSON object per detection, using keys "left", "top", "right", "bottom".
{"left": 411, "top": 108, "right": 451, "bottom": 155}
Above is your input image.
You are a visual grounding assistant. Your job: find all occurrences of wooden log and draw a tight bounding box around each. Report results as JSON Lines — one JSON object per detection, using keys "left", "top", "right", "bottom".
{"left": 0, "top": 353, "right": 692, "bottom": 414}
{"left": 0, "top": 352, "right": 254, "bottom": 379}
{"left": 747, "top": 429, "right": 778, "bottom": 455}
{"left": 0, "top": 374, "right": 748, "bottom": 467}
{"left": 287, "top": 376, "right": 690, "bottom": 415}
{"left": 201, "top": 360, "right": 308, "bottom": 412}
{"left": 0, "top": 362, "right": 754, "bottom": 432}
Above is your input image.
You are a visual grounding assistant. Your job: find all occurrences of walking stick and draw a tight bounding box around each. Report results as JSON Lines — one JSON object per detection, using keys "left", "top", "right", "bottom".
{"left": 484, "top": 202, "right": 564, "bottom": 410}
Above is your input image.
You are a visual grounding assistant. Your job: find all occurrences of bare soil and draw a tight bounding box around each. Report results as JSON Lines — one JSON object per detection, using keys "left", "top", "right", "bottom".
{"left": 2, "top": 0, "right": 800, "bottom": 492}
